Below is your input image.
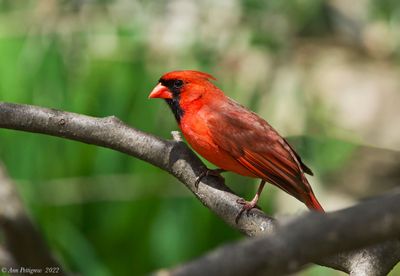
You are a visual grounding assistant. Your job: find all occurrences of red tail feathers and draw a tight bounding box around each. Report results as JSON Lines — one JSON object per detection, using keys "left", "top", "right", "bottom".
{"left": 305, "top": 193, "right": 325, "bottom": 212}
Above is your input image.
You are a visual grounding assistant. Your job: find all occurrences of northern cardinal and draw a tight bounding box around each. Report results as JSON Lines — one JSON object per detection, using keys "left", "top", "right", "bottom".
{"left": 149, "top": 70, "right": 324, "bottom": 222}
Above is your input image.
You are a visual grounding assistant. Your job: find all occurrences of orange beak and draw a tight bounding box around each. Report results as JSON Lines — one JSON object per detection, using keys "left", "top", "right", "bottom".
{"left": 148, "top": 83, "right": 173, "bottom": 99}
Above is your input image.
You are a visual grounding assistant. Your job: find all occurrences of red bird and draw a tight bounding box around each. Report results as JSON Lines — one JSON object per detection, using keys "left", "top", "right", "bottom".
{"left": 149, "top": 70, "right": 324, "bottom": 222}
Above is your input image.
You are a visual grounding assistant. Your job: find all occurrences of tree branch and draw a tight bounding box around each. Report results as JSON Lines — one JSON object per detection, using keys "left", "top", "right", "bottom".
{"left": 165, "top": 191, "right": 400, "bottom": 276}
{"left": 0, "top": 102, "right": 399, "bottom": 275}
{"left": 0, "top": 161, "right": 65, "bottom": 274}
{"left": 0, "top": 102, "right": 273, "bottom": 234}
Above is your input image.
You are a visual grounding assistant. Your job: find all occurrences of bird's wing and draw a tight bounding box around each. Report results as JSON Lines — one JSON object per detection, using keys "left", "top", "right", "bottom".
{"left": 282, "top": 137, "right": 313, "bottom": 176}
{"left": 206, "top": 99, "right": 313, "bottom": 200}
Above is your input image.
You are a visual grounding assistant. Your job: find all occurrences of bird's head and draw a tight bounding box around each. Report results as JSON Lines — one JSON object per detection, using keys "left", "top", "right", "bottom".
{"left": 149, "top": 70, "right": 220, "bottom": 122}
{"left": 149, "top": 70, "right": 216, "bottom": 100}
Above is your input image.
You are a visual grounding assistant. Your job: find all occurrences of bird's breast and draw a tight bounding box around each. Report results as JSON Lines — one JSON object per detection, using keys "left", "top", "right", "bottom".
{"left": 179, "top": 111, "right": 255, "bottom": 177}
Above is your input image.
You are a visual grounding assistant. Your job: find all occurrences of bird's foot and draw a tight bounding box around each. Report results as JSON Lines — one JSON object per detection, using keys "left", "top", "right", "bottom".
{"left": 235, "top": 180, "right": 265, "bottom": 224}
{"left": 195, "top": 168, "right": 226, "bottom": 189}
{"left": 235, "top": 198, "right": 261, "bottom": 224}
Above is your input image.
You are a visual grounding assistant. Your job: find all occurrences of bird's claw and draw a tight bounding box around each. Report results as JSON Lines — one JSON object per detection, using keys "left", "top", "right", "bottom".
{"left": 195, "top": 168, "right": 225, "bottom": 189}
{"left": 235, "top": 198, "right": 261, "bottom": 224}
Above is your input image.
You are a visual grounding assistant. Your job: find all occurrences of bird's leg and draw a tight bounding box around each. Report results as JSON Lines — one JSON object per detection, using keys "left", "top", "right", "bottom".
{"left": 235, "top": 180, "right": 266, "bottom": 224}
{"left": 195, "top": 168, "right": 226, "bottom": 188}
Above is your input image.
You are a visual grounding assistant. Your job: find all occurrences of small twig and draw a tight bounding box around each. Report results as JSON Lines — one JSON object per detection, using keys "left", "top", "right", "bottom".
{"left": 171, "top": 131, "right": 183, "bottom": 142}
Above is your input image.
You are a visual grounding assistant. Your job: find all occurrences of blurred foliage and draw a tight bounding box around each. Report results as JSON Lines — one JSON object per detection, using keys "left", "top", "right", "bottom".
{"left": 0, "top": 0, "right": 399, "bottom": 275}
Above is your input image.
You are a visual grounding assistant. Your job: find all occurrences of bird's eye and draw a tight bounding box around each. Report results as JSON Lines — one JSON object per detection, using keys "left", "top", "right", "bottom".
{"left": 173, "top": 80, "right": 184, "bottom": 88}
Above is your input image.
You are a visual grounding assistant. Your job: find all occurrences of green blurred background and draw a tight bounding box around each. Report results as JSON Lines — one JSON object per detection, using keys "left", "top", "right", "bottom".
{"left": 0, "top": 0, "right": 399, "bottom": 275}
